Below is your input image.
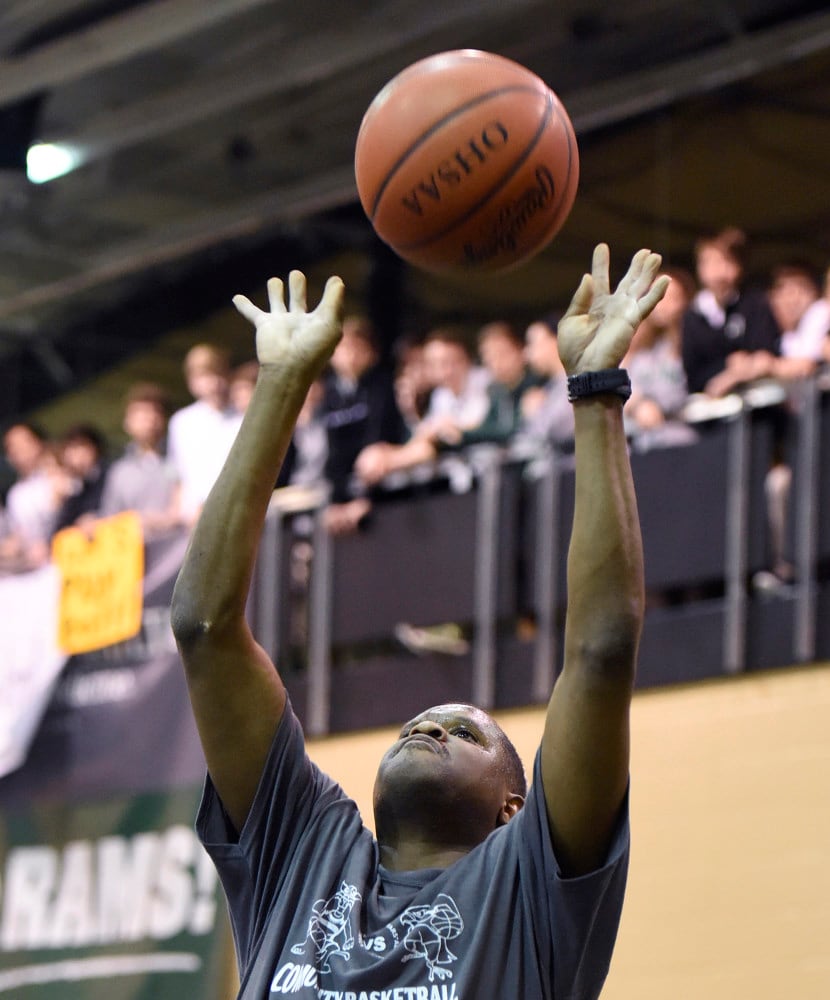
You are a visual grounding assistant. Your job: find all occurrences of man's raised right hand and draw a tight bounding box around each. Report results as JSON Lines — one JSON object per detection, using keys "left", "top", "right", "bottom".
{"left": 233, "top": 270, "right": 345, "bottom": 376}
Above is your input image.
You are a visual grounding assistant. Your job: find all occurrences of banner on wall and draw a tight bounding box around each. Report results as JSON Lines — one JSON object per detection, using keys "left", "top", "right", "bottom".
{"left": 0, "top": 789, "right": 229, "bottom": 998}
{"left": 0, "top": 528, "right": 233, "bottom": 999}
{"left": 51, "top": 512, "right": 145, "bottom": 655}
{"left": 2, "top": 513, "right": 149, "bottom": 780}
{"left": 0, "top": 565, "right": 67, "bottom": 779}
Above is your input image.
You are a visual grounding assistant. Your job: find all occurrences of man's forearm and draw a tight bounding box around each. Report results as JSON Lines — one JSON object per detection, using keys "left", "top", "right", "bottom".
{"left": 539, "top": 245, "right": 664, "bottom": 875}
{"left": 171, "top": 365, "right": 309, "bottom": 640}
{"left": 565, "top": 397, "right": 644, "bottom": 678}
{"left": 169, "top": 272, "right": 344, "bottom": 831}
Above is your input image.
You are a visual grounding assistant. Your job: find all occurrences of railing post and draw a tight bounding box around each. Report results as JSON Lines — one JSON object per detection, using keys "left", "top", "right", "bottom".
{"left": 472, "top": 450, "right": 502, "bottom": 709}
{"left": 793, "top": 377, "right": 820, "bottom": 662}
{"left": 529, "top": 449, "right": 560, "bottom": 703}
{"left": 253, "top": 497, "right": 285, "bottom": 663}
{"left": 306, "top": 494, "right": 333, "bottom": 737}
{"left": 723, "top": 405, "right": 750, "bottom": 674}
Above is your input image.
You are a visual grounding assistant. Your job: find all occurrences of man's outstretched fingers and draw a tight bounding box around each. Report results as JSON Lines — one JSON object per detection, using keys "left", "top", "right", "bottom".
{"left": 591, "top": 243, "right": 611, "bottom": 297}
{"left": 640, "top": 274, "right": 671, "bottom": 318}
{"left": 317, "top": 275, "right": 346, "bottom": 320}
{"left": 562, "top": 273, "right": 594, "bottom": 320}
{"left": 626, "top": 250, "right": 661, "bottom": 298}
{"left": 617, "top": 248, "right": 651, "bottom": 296}
{"left": 288, "top": 270, "right": 307, "bottom": 314}
{"left": 266, "top": 277, "right": 287, "bottom": 314}
{"left": 232, "top": 293, "right": 262, "bottom": 325}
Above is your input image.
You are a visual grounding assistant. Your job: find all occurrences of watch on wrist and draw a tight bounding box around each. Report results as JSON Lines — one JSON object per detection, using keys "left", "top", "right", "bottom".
{"left": 567, "top": 368, "right": 632, "bottom": 403}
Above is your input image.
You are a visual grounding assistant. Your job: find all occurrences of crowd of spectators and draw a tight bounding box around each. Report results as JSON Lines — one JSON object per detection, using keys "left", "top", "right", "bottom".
{"left": 2, "top": 226, "right": 830, "bottom": 581}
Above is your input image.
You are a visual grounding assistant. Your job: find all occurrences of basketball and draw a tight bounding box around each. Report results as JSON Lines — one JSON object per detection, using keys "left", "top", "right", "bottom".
{"left": 354, "top": 49, "right": 579, "bottom": 275}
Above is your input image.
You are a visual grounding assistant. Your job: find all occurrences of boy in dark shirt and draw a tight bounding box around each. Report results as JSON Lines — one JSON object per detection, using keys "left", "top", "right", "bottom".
{"left": 682, "top": 226, "right": 781, "bottom": 396}
{"left": 319, "top": 315, "right": 406, "bottom": 533}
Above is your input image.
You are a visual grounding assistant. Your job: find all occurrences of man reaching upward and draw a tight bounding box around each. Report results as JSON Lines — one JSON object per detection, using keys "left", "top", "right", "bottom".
{"left": 171, "top": 245, "right": 669, "bottom": 999}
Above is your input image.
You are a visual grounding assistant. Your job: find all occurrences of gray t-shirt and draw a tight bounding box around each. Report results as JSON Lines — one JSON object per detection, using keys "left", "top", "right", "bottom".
{"left": 197, "top": 703, "right": 629, "bottom": 1000}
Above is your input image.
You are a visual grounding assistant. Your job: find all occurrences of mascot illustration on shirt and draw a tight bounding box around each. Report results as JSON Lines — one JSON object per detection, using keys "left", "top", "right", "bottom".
{"left": 290, "top": 885, "right": 464, "bottom": 983}
{"left": 400, "top": 894, "right": 464, "bottom": 982}
{"left": 291, "top": 882, "right": 362, "bottom": 972}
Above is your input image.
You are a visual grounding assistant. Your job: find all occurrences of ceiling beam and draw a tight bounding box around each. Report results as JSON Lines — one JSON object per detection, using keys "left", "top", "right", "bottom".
{"left": 40, "top": 0, "right": 544, "bottom": 160}
{"left": 1, "top": 5, "right": 828, "bottom": 329}
{"left": 38, "top": 6, "right": 830, "bottom": 170}
{"left": 563, "top": 8, "right": 830, "bottom": 133}
{"left": 0, "top": 164, "right": 358, "bottom": 323}
{"left": 0, "top": 0, "right": 279, "bottom": 107}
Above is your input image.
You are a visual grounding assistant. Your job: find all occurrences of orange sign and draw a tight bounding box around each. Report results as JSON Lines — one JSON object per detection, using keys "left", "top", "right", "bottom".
{"left": 52, "top": 512, "right": 145, "bottom": 654}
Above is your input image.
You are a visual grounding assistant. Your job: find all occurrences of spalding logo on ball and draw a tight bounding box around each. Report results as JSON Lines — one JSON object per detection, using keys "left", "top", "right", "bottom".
{"left": 354, "top": 49, "right": 579, "bottom": 275}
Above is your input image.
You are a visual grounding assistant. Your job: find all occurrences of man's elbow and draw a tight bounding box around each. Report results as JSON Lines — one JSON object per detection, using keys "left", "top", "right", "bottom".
{"left": 169, "top": 578, "right": 231, "bottom": 651}
{"left": 566, "top": 612, "right": 641, "bottom": 684}
{"left": 170, "top": 590, "right": 213, "bottom": 649}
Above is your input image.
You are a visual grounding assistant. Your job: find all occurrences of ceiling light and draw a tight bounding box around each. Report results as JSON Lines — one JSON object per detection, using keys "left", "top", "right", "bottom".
{"left": 26, "top": 143, "right": 83, "bottom": 184}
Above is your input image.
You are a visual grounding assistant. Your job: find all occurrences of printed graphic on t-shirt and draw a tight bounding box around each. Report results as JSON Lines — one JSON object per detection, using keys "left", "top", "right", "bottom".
{"left": 400, "top": 895, "right": 463, "bottom": 982}
{"left": 291, "top": 882, "right": 363, "bottom": 972}
{"left": 278, "top": 883, "right": 465, "bottom": 995}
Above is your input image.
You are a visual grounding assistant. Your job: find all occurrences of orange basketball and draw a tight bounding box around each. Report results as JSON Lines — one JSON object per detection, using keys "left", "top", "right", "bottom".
{"left": 354, "top": 49, "right": 579, "bottom": 275}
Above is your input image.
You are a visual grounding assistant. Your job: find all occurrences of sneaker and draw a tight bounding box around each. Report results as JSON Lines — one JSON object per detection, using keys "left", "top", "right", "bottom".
{"left": 751, "top": 570, "right": 793, "bottom": 596}
{"left": 394, "top": 622, "right": 470, "bottom": 656}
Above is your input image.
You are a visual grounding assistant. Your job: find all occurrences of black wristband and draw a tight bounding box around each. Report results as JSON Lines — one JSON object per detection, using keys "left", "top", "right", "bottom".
{"left": 567, "top": 368, "right": 632, "bottom": 402}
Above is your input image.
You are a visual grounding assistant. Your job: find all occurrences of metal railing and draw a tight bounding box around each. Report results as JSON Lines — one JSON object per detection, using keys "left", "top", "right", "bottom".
{"left": 250, "top": 377, "right": 830, "bottom": 735}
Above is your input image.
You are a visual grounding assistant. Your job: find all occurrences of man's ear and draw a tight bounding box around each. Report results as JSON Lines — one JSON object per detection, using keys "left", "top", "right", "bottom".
{"left": 497, "top": 793, "right": 525, "bottom": 827}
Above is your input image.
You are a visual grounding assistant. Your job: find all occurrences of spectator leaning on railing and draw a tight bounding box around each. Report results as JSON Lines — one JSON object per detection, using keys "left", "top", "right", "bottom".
{"left": 415, "top": 326, "right": 493, "bottom": 442}
{"left": 98, "top": 381, "right": 184, "bottom": 538}
{"left": 766, "top": 260, "right": 830, "bottom": 380}
{"left": 51, "top": 423, "right": 110, "bottom": 536}
{"left": 167, "top": 342, "right": 242, "bottom": 526}
{"left": 622, "top": 266, "right": 698, "bottom": 450}
{"left": 392, "top": 332, "right": 432, "bottom": 434}
{"left": 681, "top": 226, "right": 781, "bottom": 398}
{"left": 354, "top": 320, "right": 544, "bottom": 488}
{"left": 518, "top": 315, "right": 575, "bottom": 450}
{"left": 1, "top": 422, "right": 62, "bottom": 571}
{"left": 318, "top": 314, "right": 408, "bottom": 534}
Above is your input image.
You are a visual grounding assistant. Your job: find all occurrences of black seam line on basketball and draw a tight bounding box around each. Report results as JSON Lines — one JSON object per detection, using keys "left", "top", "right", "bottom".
{"left": 396, "top": 88, "right": 555, "bottom": 253}
{"left": 534, "top": 101, "right": 577, "bottom": 239}
{"left": 368, "top": 85, "right": 544, "bottom": 221}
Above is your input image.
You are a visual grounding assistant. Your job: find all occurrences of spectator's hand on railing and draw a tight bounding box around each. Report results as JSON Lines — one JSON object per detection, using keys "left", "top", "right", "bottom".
{"left": 772, "top": 355, "right": 817, "bottom": 381}
{"left": 520, "top": 385, "right": 548, "bottom": 420}
{"left": 233, "top": 270, "right": 344, "bottom": 379}
{"left": 354, "top": 443, "right": 395, "bottom": 485}
{"left": 415, "top": 414, "right": 462, "bottom": 443}
{"left": 557, "top": 244, "right": 669, "bottom": 376}
{"left": 431, "top": 422, "right": 463, "bottom": 446}
{"left": 628, "top": 395, "right": 666, "bottom": 430}
{"left": 324, "top": 498, "right": 372, "bottom": 535}
{"left": 704, "top": 349, "right": 779, "bottom": 398}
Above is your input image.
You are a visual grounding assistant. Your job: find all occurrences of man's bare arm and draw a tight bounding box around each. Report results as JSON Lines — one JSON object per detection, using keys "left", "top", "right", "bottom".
{"left": 171, "top": 272, "right": 344, "bottom": 833}
{"left": 541, "top": 246, "right": 669, "bottom": 876}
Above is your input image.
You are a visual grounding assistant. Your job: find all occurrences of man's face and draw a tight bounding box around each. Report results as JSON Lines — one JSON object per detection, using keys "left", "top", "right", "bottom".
{"left": 524, "top": 322, "right": 563, "bottom": 378}
{"left": 423, "top": 340, "right": 470, "bottom": 394}
{"left": 648, "top": 275, "right": 690, "bottom": 329}
{"left": 373, "top": 704, "right": 519, "bottom": 840}
{"left": 696, "top": 246, "right": 741, "bottom": 306}
{"left": 479, "top": 333, "right": 525, "bottom": 387}
{"left": 124, "top": 401, "right": 167, "bottom": 448}
{"left": 331, "top": 330, "right": 376, "bottom": 382}
{"left": 61, "top": 439, "right": 99, "bottom": 478}
{"left": 769, "top": 275, "right": 817, "bottom": 333}
{"left": 186, "top": 367, "right": 228, "bottom": 406}
{"left": 3, "top": 426, "right": 45, "bottom": 476}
